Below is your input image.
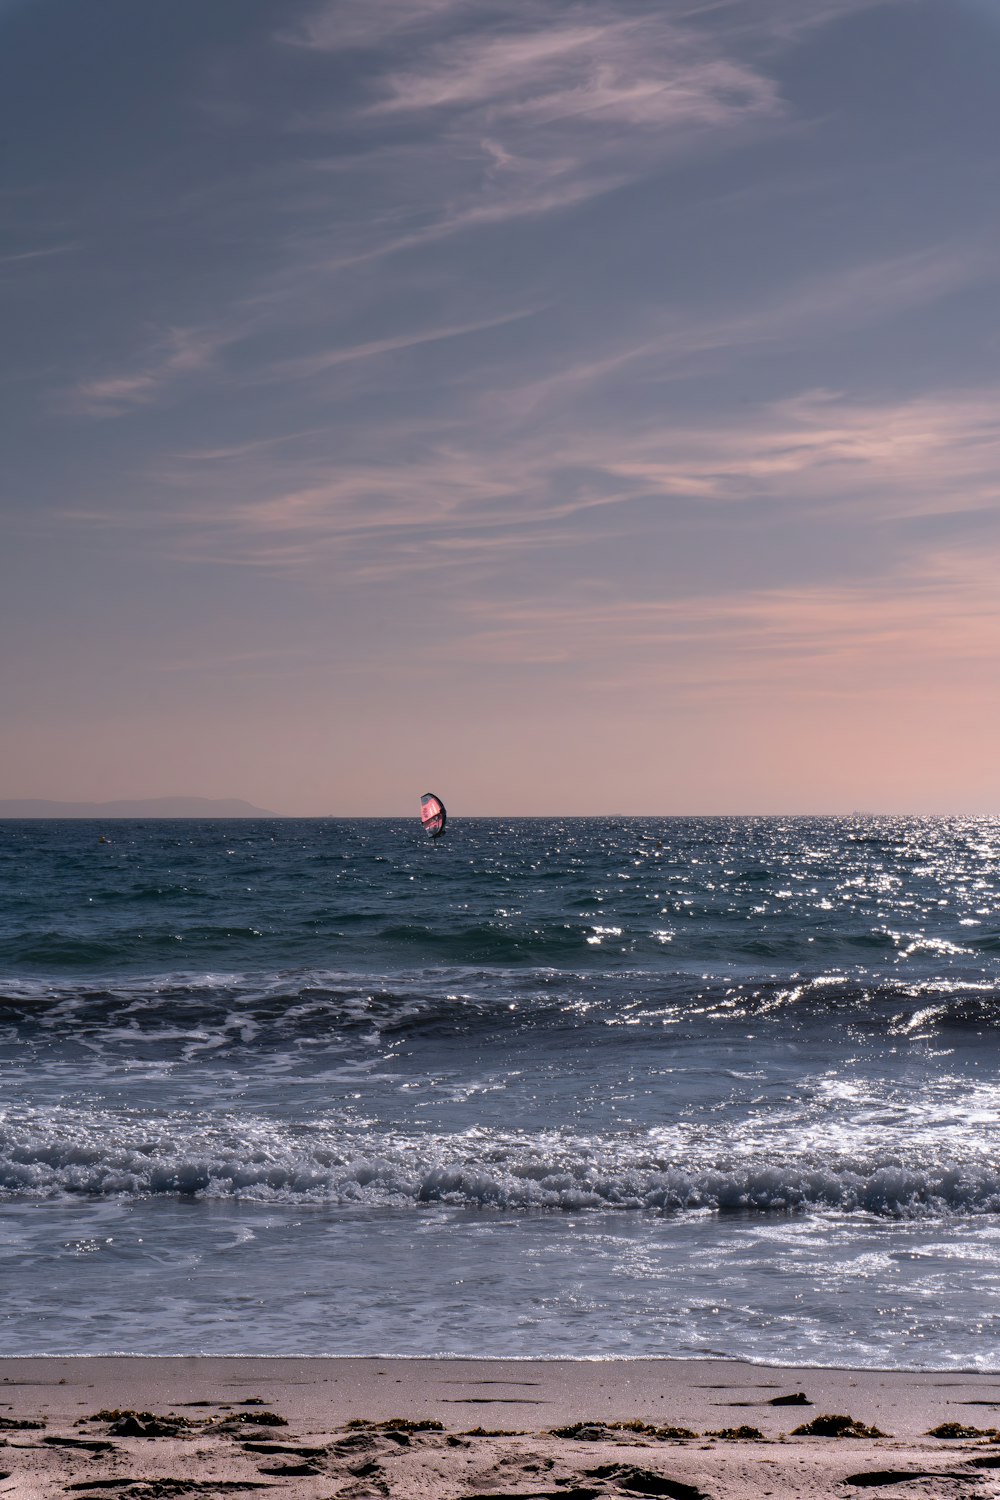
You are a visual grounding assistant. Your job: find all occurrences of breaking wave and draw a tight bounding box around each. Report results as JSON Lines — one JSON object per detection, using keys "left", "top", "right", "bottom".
{"left": 1, "top": 1108, "right": 999, "bottom": 1218}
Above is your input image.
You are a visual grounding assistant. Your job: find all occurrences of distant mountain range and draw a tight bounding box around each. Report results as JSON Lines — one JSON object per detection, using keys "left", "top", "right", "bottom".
{"left": 0, "top": 797, "right": 280, "bottom": 818}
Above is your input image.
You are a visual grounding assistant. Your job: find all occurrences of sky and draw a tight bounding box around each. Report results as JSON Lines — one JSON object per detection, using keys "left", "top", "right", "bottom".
{"left": 3, "top": 0, "right": 1000, "bottom": 815}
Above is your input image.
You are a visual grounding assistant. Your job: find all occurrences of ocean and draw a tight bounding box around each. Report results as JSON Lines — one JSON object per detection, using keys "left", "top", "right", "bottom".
{"left": 1, "top": 815, "right": 998, "bottom": 1368}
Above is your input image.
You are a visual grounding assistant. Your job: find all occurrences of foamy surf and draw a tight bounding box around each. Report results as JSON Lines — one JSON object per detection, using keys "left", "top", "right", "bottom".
{"left": 1, "top": 1107, "right": 998, "bottom": 1218}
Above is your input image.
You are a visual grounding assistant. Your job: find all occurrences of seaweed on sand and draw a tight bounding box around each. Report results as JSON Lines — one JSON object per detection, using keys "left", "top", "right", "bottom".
{"left": 550, "top": 1420, "right": 698, "bottom": 1442}
{"left": 927, "top": 1421, "right": 999, "bottom": 1439}
{"left": 791, "top": 1414, "right": 887, "bottom": 1439}
{"left": 705, "top": 1426, "right": 765, "bottom": 1441}
{"left": 345, "top": 1417, "right": 443, "bottom": 1432}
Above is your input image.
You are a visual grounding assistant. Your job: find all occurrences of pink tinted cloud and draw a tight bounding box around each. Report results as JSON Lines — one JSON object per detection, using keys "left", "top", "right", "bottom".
{"left": 449, "top": 549, "right": 1000, "bottom": 696}
{"left": 590, "top": 389, "right": 1000, "bottom": 516}
{"left": 287, "top": 4, "right": 789, "bottom": 269}
{"left": 66, "top": 385, "right": 1000, "bottom": 574}
{"left": 489, "top": 245, "right": 988, "bottom": 420}
{"left": 71, "top": 327, "right": 230, "bottom": 417}
{"left": 263, "top": 307, "right": 539, "bottom": 383}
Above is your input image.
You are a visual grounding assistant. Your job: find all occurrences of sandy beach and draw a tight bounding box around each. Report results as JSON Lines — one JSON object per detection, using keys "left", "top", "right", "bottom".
{"left": 0, "top": 1356, "right": 998, "bottom": 1498}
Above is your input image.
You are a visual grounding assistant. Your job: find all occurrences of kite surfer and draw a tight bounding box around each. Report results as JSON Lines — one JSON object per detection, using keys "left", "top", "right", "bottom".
{"left": 420, "top": 793, "right": 447, "bottom": 838}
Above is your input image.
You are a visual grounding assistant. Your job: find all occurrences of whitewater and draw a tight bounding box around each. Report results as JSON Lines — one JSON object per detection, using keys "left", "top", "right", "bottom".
{"left": 1, "top": 815, "right": 999, "bottom": 1367}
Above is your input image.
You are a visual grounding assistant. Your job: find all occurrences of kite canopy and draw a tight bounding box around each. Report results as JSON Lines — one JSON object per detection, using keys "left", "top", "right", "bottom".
{"left": 420, "top": 792, "right": 447, "bottom": 838}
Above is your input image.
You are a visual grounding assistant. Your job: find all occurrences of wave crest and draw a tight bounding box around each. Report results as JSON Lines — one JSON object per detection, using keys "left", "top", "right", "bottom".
{"left": 3, "top": 969, "right": 1000, "bottom": 1051}
{"left": 1, "top": 1110, "right": 998, "bottom": 1217}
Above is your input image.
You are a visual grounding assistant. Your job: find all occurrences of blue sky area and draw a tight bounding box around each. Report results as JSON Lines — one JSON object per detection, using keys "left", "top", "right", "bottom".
{"left": 3, "top": 0, "right": 1000, "bottom": 812}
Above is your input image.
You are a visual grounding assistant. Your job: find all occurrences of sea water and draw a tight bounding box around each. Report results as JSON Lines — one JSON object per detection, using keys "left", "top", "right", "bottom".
{"left": 1, "top": 815, "right": 999, "bottom": 1368}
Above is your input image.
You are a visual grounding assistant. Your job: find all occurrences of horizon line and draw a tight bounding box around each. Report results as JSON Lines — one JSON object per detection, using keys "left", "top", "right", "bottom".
{"left": 1, "top": 810, "right": 996, "bottom": 820}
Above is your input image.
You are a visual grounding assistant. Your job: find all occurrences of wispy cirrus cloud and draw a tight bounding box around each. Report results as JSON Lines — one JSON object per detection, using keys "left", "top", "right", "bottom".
{"left": 581, "top": 387, "right": 1000, "bottom": 517}
{"left": 288, "top": 0, "right": 886, "bottom": 59}
{"left": 262, "top": 306, "right": 539, "bottom": 383}
{"left": 484, "top": 242, "right": 987, "bottom": 422}
{"left": 70, "top": 327, "right": 232, "bottom": 418}
{"left": 364, "top": 18, "right": 775, "bottom": 128}
{"left": 67, "top": 382, "right": 1000, "bottom": 587}
{"left": 0, "top": 243, "right": 77, "bottom": 271}
{"left": 284, "top": 1, "right": 794, "bottom": 268}
{"left": 448, "top": 547, "right": 1000, "bottom": 693}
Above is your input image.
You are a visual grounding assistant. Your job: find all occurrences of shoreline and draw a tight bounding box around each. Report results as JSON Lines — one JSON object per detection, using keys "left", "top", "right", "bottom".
{"left": 5, "top": 1350, "right": 999, "bottom": 1376}
{"left": 3, "top": 1355, "right": 1000, "bottom": 1430}
{"left": 2, "top": 1356, "right": 1000, "bottom": 1497}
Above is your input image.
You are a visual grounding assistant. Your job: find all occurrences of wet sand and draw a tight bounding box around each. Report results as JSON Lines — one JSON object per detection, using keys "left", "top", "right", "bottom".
{"left": 0, "top": 1356, "right": 999, "bottom": 1497}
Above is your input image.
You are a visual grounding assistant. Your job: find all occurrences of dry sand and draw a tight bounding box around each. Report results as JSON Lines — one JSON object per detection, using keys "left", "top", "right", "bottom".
{"left": 0, "top": 1356, "right": 998, "bottom": 1498}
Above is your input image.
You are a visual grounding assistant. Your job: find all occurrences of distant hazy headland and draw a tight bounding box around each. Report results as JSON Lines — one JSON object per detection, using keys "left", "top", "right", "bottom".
{"left": 0, "top": 797, "right": 279, "bottom": 818}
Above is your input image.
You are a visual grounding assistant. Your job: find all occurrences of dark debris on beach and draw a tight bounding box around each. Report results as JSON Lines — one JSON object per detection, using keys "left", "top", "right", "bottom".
{"left": 11, "top": 1400, "right": 1000, "bottom": 1499}
{"left": 791, "top": 1414, "right": 888, "bottom": 1439}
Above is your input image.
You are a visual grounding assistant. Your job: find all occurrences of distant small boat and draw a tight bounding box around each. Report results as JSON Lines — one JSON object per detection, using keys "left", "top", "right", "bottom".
{"left": 420, "top": 793, "right": 447, "bottom": 839}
